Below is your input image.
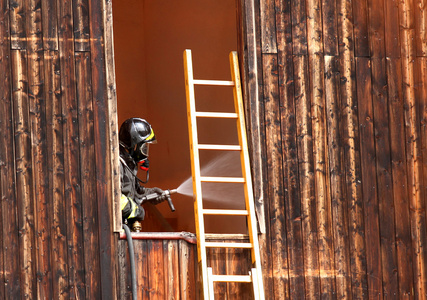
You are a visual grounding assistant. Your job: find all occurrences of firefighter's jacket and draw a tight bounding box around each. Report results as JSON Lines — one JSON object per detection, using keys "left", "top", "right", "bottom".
{"left": 119, "top": 147, "right": 145, "bottom": 221}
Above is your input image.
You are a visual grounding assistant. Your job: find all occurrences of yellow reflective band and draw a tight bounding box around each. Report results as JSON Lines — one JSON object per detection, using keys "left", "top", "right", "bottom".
{"left": 128, "top": 201, "right": 138, "bottom": 218}
{"left": 146, "top": 129, "right": 155, "bottom": 141}
{"left": 120, "top": 194, "right": 130, "bottom": 210}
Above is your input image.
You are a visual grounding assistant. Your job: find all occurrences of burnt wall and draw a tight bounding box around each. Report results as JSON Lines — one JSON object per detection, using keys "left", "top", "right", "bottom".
{"left": 0, "top": 0, "right": 119, "bottom": 299}
{"left": 239, "top": 0, "right": 427, "bottom": 298}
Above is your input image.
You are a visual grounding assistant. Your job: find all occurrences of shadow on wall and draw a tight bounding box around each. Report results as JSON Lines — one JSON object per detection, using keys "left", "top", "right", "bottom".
{"left": 113, "top": 0, "right": 239, "bottom": 233}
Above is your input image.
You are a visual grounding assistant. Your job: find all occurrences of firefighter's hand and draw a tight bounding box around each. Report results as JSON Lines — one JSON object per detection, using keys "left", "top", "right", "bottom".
{"left": 144, "top": 187, "right": 167, "bottom": 204}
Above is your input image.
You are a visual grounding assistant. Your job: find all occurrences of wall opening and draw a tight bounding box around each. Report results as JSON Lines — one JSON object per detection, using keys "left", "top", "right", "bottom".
{"left": 113, "top": 0, "right": 240, "bottom": 232}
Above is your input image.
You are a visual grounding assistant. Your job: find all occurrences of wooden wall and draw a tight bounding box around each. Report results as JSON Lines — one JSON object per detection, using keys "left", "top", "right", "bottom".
{"left": 118, "top": 234, "right": 200, "bottom": 300}
{"left": 238, "top": 0, "right": 427, "bottom": 299}
{"left": 2, "top": 0, "right": 427, "bottom": 299}
{"left": 0, "top": 0, "right": 119, "bottom": 299}
{"left": 118, "top": 234, "right": 256, "bottom": 300}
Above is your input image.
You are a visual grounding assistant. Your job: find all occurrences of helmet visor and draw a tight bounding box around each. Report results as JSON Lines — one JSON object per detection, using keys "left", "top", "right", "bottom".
{"left": 138, "top": 142, "right": 149, "bottom": 157}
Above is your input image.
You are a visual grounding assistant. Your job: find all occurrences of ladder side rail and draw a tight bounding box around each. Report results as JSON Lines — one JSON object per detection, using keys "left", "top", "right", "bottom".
{"left": 183, "top": 49, "right": 210, "bottom": 300}
{"left": 230, "top": 51, "right": 265, "bottom": 299}
{"left": 207, "top": 268, "right": 215, "bottom": 300}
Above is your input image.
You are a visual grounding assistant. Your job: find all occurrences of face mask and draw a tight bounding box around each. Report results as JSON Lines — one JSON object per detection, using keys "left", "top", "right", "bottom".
{"left": 138, "top": 142, "right": 149, "bottom": 157}
{"left": 131, "top": 142, "right": 148, "bottom": 163}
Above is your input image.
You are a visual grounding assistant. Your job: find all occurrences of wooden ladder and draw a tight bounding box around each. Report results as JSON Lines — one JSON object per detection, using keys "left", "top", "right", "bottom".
{"left": 183, "top": 49, "right": 265, "bottom": 300}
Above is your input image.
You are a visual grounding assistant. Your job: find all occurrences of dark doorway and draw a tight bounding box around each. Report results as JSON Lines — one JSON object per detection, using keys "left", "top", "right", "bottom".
{"left": 113, "top": 0, "right": 239, "bottom": 232}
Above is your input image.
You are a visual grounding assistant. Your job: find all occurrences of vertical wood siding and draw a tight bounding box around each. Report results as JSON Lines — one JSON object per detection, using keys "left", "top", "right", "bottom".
{"left": 241, "top": 0, "right": 427, "bottom": 298}
{"left": 0, "top": 0, "right": 119, "bottom": 299}
{"left": 118, "top": 238, "right": 200, "bottom": 300}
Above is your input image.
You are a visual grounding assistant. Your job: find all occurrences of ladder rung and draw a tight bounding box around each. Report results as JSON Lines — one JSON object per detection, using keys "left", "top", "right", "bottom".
{"left": 205, "top": 233, "right": 249, "bottom": 240}
{"left": 195, "top": 111, "right": 238, "bottom": 118}
{"left": 193, "top": 79, "right": 235, "bottom": 86}
{"left": 197, "top": 144, "right": 241, "bottom": 151}
{"left": 203, "top": 209, "right": 248, "bottom": 216}
{"left": 205, "top": 242, "right": 253, "bottom": 248}
{"left": 200, "top": 176, "right": 245, "bottom": 183}
{"left": 211, "top": 274, "right": 252, "bottom": 283}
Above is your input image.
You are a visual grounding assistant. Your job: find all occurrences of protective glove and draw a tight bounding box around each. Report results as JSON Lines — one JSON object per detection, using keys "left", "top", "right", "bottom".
{"left": 143, "top": 187, "right": 168, "bottom": 204}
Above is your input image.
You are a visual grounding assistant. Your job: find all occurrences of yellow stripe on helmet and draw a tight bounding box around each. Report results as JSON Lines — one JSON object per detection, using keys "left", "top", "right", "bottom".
{"left": 146, "top": 128, "right": 155, "bottom": 142}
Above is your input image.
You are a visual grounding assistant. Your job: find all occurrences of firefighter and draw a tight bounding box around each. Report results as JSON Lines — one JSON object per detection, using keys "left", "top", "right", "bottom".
{"left": 119, "top": 117, "right": 167, "bottom": 232}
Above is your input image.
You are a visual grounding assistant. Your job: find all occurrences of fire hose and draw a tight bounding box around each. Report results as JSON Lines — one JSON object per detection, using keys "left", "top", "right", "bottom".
{"left": 122, "top": 223, "right": 137, "bottom": 300}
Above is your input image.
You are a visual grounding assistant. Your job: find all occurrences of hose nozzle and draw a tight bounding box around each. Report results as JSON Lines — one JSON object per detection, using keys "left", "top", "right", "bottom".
{"left": 164, "top": 189, "right": 177, "bottom": 212}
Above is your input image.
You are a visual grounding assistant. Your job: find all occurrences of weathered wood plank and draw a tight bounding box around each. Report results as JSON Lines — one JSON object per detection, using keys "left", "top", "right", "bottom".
{"left": 103, "top": 0, "right": 121, "bottom": 233}
{"left": 399, "top": 0, "right": 416, "bottom": 59}
{"left": 27, "top": 0, "right": 43, "bottom": 52}
{"left": 400, "top": 0, "right": 427, "bottom": 297}
{"left": 136, "top": 240, "right": 149, "bottom": 299}
{"left": 88, "top": 0, "right": 118, "bottom": 296}
{"left": 337, "top": 0, "right": 368, "bottom": 296}
{"left": 9, "top": 0, "right": 26, "bottom": 49}
{"left": 27, "top": 0, "right": 53, "bottom": 296}
{"left": 75, "top": 51, "right": 101, "bottom": 299}
{"left": 147, "top": 241, "right": 165, "bottom": 298}
{"left": 306, "top": 0, "right": 336, "bottom": 296}
{"left": 310, "top": 52, "right": 335, "bottom": 298}
{"left": 0, "top": 180, "right": 3, "bottom": 300}
{"left": 355, "top": 57, "right": 383, "bottom": 299}
{"left": 56, "top": 0, "right": 86, "bottom": 298}
{"left": 27, "top": 0, "right": 53, "bottom": 298}
{"left": 263, "top": 53, "right": 290, "bottom": 300}
{"left": 0, "top": 1, "right": 21, "bottom": 297}
{"left": 384, "top": 0, "right": 400, "bottom": 58}
{"left": 404, "top": 54, "right": 427, "bottom": 298}
{"left": 324, "top": 55, "right": 352, "bottom": 299}
{"left": 41, "top": 0, "right": 58, "bottom": 50}
{"left": 415, "top": 0, "right": 427, "bottom": 56}
{"left": 402, "top": 55, "right": 427, "bottom": 300}
{"left": 352, "top": 0, "right": 369, "bottom": 57}
{"left": 12, "top": 49, "right": 37, "bottom": 300}
{"left": 179, "top": 240, "right": 198, "bottom": 299}
{"left": 293, "top": 54, "right": 321, "bottom": 299}
{"left": 260, "top": 0, "right": 277, "bottom": 53}
{"left": 73, "top": 0, "right": 90, "bottom": 51}
{"left": 117, "top": 240, "right": 131, "bottom": 300}
{"left": 240, "top": 3, "right": 270, "bottom": 296}
{"left": 275, "top": 0, "right": 293, "bottom": 110}
{"left": 291, "top": 0, "right": 307, "bottom": 55}
{"left": 371, "top": 57, "right": 399, "bottom": 298}
{"left": 419, "top": 57, "right": 427, "bottom": 255}
{"left": 368, "top": 0, "right": 385, "bottom": 57}
{"left": 322, "top": 0, "right": 338, "bottom": 56}
{"left": 387, "top": 57, "right": 414, "bottom": 298}
{"left": 275, "top": 0, "right": 305, "bottom": 298}
{"left": 306, "top": 0, "right": 323, "bottom": 57}
{"left": 44, "top": 49, "right": 69, "bottom": 299}
{"left": 164, "top": 240, "right": 180, "bottom": 299}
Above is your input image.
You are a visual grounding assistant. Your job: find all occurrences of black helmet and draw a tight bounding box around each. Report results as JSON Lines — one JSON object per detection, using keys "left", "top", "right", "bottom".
{"left": 119, "top": 118, "right": 156, "bottom": 162}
